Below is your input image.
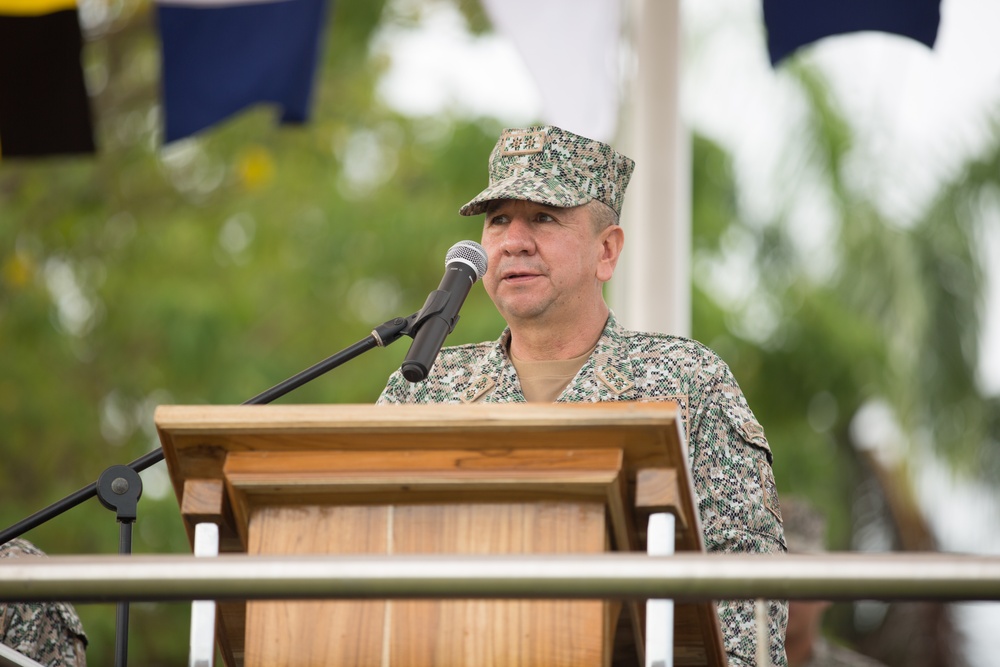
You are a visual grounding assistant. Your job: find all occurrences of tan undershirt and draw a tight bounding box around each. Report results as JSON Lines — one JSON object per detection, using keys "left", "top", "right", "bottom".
{"left": 509, "top": 344, "right": 596, "bottom": 403}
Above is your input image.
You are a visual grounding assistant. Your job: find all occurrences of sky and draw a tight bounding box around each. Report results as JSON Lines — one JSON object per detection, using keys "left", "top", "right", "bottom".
{"left": 372, "top": 0, "right": 1000, "bottom": 663}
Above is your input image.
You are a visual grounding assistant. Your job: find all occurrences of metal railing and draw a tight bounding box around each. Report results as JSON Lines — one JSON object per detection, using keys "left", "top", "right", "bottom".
{"left": 2, "top": 552, "right": 998, "bottom": 603}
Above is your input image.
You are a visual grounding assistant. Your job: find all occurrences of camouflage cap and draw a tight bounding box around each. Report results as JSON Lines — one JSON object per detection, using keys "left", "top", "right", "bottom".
{"left": 459, "top": 125, "right": 635, "bottom": 217}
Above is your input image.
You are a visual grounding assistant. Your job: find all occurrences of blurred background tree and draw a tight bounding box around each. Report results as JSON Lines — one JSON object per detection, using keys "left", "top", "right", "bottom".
{"left": 690, "top": 59, "right": 999, "bottom": 665}
{"left": 1, "top": 0, "right": 998, "bottom": 665}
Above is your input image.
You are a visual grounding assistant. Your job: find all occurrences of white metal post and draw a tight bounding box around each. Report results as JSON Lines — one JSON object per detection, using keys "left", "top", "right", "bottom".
{"left": 0, "top": 643, "right": 45, "bottom": 667}
{"left": 189, "top": 523, "right": 219, "bottom": 667}
{"left": 614, "top": 0, "right": 690, "bottom": 337}
{"left": 646, "top": 512, "right": 676, "bottom": 667}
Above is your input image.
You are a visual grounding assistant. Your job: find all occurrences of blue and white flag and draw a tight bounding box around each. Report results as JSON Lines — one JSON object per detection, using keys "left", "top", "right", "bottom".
{"left": 763, "top": 0, "right": 941, "bottom": 66}
{"left": 156, "top": 0, "right": 329, "bottom": 143}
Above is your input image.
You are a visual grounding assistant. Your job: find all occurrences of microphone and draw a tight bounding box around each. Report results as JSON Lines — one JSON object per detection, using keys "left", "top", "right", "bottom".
{"left": 401, "top": 240, "right": 488, "bottom": 383}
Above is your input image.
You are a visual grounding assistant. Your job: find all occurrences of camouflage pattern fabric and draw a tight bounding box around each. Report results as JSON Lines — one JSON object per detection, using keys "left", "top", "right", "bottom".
{"left": 379, "top": 313, "right": 788, "bottom": 666}
{"left": 459, "top": 125, "right": 635, "bottom": 217}
{"left": 0, "top": 539, "right": 87, "bottom": 667}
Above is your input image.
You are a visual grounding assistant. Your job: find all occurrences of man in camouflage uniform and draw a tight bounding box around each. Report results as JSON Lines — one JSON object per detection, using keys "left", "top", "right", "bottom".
{"left": 0, "top": 539, "right": 87, "bottom": 667}
{"left": 379, "top": 125, "right": 787, "bottom": 666}
{"left": 782, "top": 498, "right": 887, "bottom": 667}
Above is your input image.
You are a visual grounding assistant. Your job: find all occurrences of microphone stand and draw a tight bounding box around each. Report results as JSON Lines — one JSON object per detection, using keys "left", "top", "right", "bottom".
{"left": 0, "top": 311, "right": 433, "bottom": 667}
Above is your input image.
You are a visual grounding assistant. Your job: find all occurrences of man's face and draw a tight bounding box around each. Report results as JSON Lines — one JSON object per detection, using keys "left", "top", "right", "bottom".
{"left": 480, "top": 199, "right": 615, "bottom": 328}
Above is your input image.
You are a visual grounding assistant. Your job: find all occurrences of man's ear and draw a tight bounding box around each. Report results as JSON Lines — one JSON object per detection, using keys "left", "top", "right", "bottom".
{"left": 596, "top": 225, "right": 624, "bottom": 282}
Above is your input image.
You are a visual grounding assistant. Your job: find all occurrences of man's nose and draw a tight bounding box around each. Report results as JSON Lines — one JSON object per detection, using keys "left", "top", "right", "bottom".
{"left": 501, "top": 218, "right": 535, "bottom": 254}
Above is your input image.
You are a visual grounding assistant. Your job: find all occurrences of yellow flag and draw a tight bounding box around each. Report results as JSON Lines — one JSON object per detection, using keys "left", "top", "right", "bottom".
{"left": 0, "top": 0, "right": 76, "bottom": 16}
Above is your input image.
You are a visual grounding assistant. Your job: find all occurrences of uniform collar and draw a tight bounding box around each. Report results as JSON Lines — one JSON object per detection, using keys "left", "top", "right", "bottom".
{"left": 461, "top": 312, "right": 636, "bottom": 403}
{"left": 459, "top": 327, "right": 519, "bottom": 403}
{"left": 564, "top": 312, "right": 636, "bottom": 400}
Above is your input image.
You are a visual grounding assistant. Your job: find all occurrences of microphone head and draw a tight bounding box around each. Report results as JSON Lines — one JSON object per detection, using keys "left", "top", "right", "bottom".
{"left": 446, "top": 240, "right": 488, "bottom": 281}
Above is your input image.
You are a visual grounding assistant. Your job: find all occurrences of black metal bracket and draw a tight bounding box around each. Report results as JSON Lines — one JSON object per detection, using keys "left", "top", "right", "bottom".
{"left": 96, "top": 465, "right": 142, "bottom": 523}
{"left": 95, "top": 464, "right": 143, "bottom": 667}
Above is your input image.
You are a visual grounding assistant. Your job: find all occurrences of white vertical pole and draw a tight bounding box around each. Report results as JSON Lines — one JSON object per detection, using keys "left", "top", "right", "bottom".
{"left": 645, "top": 512, "right": 676, "bottom": 667}
{"left": 755, "top": 598, "right": 772, "bottom": 667}
{"left": 614, "top": 0, "right": 690, "bottom": 337}
{"left": 189, "top": 523, "right": 219, "bottom": 667}
{"left": 0, "top": 643, "right": 46, "bottom": 667}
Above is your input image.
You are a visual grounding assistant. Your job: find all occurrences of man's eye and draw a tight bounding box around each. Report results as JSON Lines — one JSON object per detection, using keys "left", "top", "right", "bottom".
{"left": 536, "top": 213, "right": 554, "bottom": 222}
{"left": 488, "top": 215, "right": 509, "bottom": 225}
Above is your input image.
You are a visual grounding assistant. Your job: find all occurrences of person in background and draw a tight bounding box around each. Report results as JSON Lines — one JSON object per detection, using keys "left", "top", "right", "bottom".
{"left": 782, "top": 497, "right": 887, "bottom": 667}
{"left": 379, "top": 124, "right": 787, "bottom": 666}
{"left": 0, "top": 538, "right": 87, "bottom": 667}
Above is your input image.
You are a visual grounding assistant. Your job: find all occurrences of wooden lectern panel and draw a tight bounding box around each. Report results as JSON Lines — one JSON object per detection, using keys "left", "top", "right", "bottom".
{"left": 233, "top": 448, "right": 621, "bottom": 667}
{"left": 387, "top": 503, "right": 606, "bottom": 667}
{"left": 245, "top": 505, "right": 389, "bottom": 665}
{"left": 156, "top": 403, "right": 727, "bottom": 667}
{"left": 245, "top": 502, "right": 608, "bottom": 667}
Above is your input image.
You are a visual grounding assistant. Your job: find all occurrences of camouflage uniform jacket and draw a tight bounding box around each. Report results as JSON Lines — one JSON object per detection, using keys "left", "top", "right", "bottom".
{"left": 379, "top": 313, "right": 788, "bottom": 666}
{"left": 0, "top": 539, "right": 87, "bottom": 667}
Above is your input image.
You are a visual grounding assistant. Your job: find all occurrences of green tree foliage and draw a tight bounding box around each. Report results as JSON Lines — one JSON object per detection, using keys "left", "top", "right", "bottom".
{"left": 690, "top": 62, "right": 997, "bottom": 666}
{"left": 1, "top": 1, "right": 508, "bottom": 663}
{"left": 2, "top": 1, "right": 997, "bottom": 664}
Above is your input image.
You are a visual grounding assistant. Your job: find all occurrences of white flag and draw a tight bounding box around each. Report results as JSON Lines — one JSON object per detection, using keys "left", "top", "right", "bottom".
{"left": 480, "top": 0, "right": 622, "bottom": 142}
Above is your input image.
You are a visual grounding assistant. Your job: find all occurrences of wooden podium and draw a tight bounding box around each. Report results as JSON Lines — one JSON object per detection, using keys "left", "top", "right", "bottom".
{"left": 155, "top": 402, "right": 726, "bottom": 667}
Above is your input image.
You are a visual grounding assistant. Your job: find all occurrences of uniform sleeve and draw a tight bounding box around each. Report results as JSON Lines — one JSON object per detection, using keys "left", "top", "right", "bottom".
{"left": 686, "top": 360, "right": 788, "bottom": 667}
{"left": 2, "top": 601, "right": 88, "bottom": 667}
{"left": 1, "top": 540, "right": 88, "bottom": 667}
